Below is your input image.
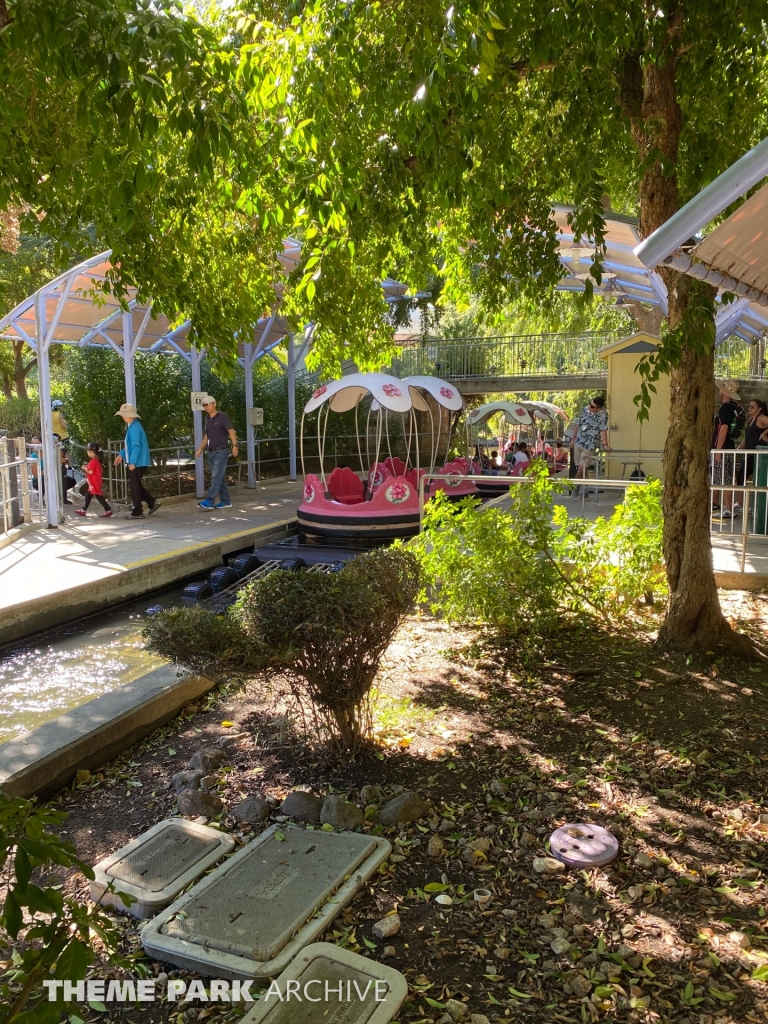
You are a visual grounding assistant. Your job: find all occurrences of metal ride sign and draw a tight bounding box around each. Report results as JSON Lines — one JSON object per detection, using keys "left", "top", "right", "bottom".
{"left": 190, "top": 391, "right": 208, "bottom": 412}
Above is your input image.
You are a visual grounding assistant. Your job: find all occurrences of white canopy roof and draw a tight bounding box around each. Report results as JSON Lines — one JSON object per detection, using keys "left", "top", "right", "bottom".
{"left": 467, "top": 400, "right": 534, "bottom": 427}
{"left": 520, "top": 400, "right": 568, "bottom": 421}
{"left": 304, "top": 372, "right": 413, "bottom": 414}
{"left": 402, "top": 376, "right": 465, "bottom": 412}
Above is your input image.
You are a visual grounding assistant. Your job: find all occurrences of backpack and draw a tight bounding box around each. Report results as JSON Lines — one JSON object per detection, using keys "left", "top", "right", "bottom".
{"left": 630, "top": 467, "right": 646, "bottom": 480}
{"left": 729, "top": 404, "right": 746, "bottom": 442}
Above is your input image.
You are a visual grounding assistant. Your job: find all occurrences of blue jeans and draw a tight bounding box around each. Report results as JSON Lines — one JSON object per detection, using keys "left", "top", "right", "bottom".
{"left": 206, "top": 449, "right": 231, "bottom": 503}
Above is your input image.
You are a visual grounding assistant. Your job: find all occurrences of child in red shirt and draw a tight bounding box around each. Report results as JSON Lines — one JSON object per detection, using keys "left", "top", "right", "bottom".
{"left": 75, "top": 442, "right": 113, "bottom": 517}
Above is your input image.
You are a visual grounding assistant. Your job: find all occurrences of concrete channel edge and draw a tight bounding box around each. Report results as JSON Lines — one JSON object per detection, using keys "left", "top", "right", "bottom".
{"left": 0, "top": 664, "right": 216, "bottom": 800}
{"left": 0, "top": 518, "right": 296, "bottom": 648}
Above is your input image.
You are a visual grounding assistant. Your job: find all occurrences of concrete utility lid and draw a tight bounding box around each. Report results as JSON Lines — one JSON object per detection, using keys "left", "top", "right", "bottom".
{"left": 141, "top": 824, "right": 391, "bottom": 979}
{"left": 241, "top": 942, "right": 408, "bottom": 1024}
{"left": 90, "top": 818, "right": 235, "bottom": 919}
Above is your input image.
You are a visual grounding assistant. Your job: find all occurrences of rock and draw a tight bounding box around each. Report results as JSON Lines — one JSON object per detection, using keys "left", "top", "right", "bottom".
{"left": 172, "top": 769, "right": 204, "bottom": 795}
{"left": 232, "top": 796, "right": 271, "bottom": 824}
{"left": 533, "top": 856, "right": 566, "bottom": 874}
{"left": 569, "top": 975, "right": 592, "bottom": 998}
{"left": 382, "top": 945, "right": 396, "bottom": 958}
{"left": 372, "top": 914, "right": 400, "bottom": 939}
{"left": 321, "top": 795, "right": 364, "bottom": 831}
{"left": 551, "top": 927, "right": 569, "bottom": 939}
{"left": 635, "top": 852, "right": 653, "bottom": 869}
{"left": 177, "top": 789, "right": 223, "bottom": 817}
{"left": 469, "top": 837, "right": 491, "bottom": 854}
{"left": 470, "top": 1016, "right": 491, "bottom": 1024}
{"left": 188, "top": 747, "right": 226, "bottom": 772}
{"left": 489, "top": 778, "right": 509, "bottom": 797}
{"left": 493, "top": 947, "right": 511, "bottom": 960}
{"left": 378, "top": 792, "right": 429, "bottom": 827}
{"left": 281, "top": 790, "right": 324, "bottom": 823}
{"left": 462, "top": 847, "right": 481, "bottom": 866}
{"left": 200, "top": 775, "right": 217, "bottom": 790}
{"left": 389, "top": 853, "right": 406, "bottom": 864}
{"left": 444, "top": 998, "right": 468, "bottom": 1021}
{"left": 428, "top": 836, "right": 445, "bottom": 859}
{"left": 620, "top": 924, "right": 636, "bottom": 939}
{"left": 616, "top": 944, "right": 634, "bottom": 959}
{"left": 217, "top": 731, "right": 249, "bottom": 748}
{"left": 551, "top": 936, "right": 571, "bottom": 956}
{"left": 435, "top": 894, "right": 453, "bottom": 906}
{"left": 728, "top": 930, "right": 750, "bottom": 949}
{"left": 360, "top": 784, "right": 381, "bottom": 804}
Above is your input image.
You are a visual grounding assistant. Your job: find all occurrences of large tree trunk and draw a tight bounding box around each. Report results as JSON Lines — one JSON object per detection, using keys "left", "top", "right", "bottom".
{"left": 620, "top": 30, "right": 736, "bottom": 650}
{"left": 655, "top": 273, "right": 733, "bottom": 648}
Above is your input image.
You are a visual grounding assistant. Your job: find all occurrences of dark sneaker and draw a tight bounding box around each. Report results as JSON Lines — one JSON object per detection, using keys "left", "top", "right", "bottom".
{"left": 125, "top": 513, "right": 145, "bottom": 520}
{"left": 148, "top": 501, "right": 161, "bottom": 514}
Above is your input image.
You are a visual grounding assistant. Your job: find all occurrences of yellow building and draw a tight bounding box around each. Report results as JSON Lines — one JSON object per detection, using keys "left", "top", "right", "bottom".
{"left": 598, "top": 332, "right": 668, "bottom": 479}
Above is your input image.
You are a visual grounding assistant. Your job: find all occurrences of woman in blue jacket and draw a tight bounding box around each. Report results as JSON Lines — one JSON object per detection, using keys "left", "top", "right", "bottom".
{"left": 113, "top": 403, "right": 161, "bottom": 520}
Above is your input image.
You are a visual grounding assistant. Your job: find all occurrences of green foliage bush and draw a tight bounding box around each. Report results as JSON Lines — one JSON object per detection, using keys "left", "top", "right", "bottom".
{"left": 142, "top": 604, "right": 267, "bottom": 677}
{"left": 0, "top": 794, "right": 130, "bottom": 1024}
{"left": 412, "top": 463, "right": 665, "bottom": 631}
{"left": 143, "top": 548, "right": 420, "bottom": 752}
{"left": 0, "top": 397, "right": 39, "bottom": 439}
{"left": 234, "top": 548, "right": 420, "bottom": 751}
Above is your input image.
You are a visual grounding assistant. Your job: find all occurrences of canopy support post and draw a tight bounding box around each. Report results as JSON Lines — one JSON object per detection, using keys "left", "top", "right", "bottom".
{"left": 122, "top": 312, "right": 137, "bottom": 407}
{"left": 288, "top": 333, "right": 297, "bottom": 481}
{"left": 191, "top": 347, "right": 205, "bottom": 498}
{"left": 34, "top": 291, "right": 59, "bottom": 528}
{"left": 244, "top": 340, "right": 256, "bottom": 487}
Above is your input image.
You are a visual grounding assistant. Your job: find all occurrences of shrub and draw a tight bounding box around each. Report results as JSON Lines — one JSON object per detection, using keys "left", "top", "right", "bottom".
{"left": 552, "top": 477, "right": 666, "bottom": 615}
{"left": 412, "top": 463, "right": 665, "bottom": 631}
{"left": 233, "top": 548, "right": 421, "bottom": 752}
{"left": 411, "top": 461, "right": 562, "bottom": 632}
{"left": 142, "top": 549, "right": 420, "bottom": 753}
{"left": 0, "top": 397, "right": 39, "bottom": 439}
{"left": 0, "top": 794, "right": 131, "bottom": 1024}
{"left": 142, "top": 604, "right": 266, "bottom": 677}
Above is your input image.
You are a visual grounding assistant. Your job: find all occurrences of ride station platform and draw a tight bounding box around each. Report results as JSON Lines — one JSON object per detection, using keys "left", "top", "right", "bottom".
{"left": 0, "top": 482, "right": 304, "bottom": 647}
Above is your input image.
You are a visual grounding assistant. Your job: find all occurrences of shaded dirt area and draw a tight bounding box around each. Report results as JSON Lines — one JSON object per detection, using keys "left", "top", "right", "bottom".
{"left": 21, "top": 594, "right": 768, "bottom": 1024}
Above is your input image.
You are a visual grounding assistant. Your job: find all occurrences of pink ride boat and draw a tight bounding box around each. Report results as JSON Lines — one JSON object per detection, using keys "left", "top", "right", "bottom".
{"left": 297, "top": 372, "right": 473, "bottom": 540}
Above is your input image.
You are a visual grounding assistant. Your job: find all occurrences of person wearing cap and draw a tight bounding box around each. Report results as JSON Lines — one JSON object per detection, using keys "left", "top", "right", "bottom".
{"left": 712, "top": 380, "right": 744, "bottom": 519}
{"left": 195, "top": 396, "right": 238, "bottom": 509}
{"left": 113, "top": 403, "right": 160, "bottom": 520}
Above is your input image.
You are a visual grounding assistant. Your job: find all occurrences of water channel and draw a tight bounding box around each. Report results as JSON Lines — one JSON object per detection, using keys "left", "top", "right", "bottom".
{"left": 0, "top": 584, "right": 192, "bottom": 744}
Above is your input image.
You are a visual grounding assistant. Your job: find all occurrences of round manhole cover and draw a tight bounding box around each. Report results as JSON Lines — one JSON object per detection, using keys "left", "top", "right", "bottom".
{"left": 549, "top": 823, "right": 618, "bottom": 867}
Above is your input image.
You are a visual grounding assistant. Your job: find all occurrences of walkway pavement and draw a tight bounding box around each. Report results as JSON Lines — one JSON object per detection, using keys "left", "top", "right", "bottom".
{"left": 0, "top": 482, "right": 304, "bottom": 645}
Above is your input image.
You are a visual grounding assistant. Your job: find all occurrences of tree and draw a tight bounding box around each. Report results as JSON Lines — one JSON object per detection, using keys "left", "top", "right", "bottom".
{"left": 0, "top": 1, "right": 290, "bottom": 364}
{"left": 240, "top": 0, "right": 768, "bottom": 650}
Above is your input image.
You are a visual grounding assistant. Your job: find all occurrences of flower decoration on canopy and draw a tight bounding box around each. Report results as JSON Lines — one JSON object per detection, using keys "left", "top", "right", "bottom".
{"left": 440, "top": 387, "right": 454, "bottom": 399}
{"left": 382, "top": 383, "right": 402, "bottom": 397}
{"left": 312, "top": 385, "right": 328, "bottom": 399}
{"left": 516, "top": 407, "right": 526, "bottom": 416}
{"left": 385, "top": 481, "right": 410, "bottom": 503}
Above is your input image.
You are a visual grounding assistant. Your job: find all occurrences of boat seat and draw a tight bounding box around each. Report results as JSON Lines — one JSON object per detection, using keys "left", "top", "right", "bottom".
{"left": 328, "top": 466, "right": 366, "bottom": 504}
{"left": 384, "top": 456, "right": 407, "bottom": 477}
{"left": 406, "top": 467, "right": 425, "bottom": 488}
{"left": 368, "top": 462, "right": 393, "bottom": 490}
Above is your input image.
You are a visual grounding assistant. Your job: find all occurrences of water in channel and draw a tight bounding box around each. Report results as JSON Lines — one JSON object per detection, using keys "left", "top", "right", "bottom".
{"left": 0, "top": 585, "right": 191, "bottom": 744}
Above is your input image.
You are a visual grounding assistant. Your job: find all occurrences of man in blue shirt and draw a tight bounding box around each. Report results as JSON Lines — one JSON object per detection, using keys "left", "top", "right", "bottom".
{"left": 114, "top": 403, "right": 161, "bottom": 520}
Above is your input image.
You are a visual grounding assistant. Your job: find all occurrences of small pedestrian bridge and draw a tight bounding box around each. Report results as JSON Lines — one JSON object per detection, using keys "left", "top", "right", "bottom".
{"left": 387, "top": 329, "right": 764, "bottom": 393}
{"left": 389, "top": 330, "right": 618, "bottom": 393}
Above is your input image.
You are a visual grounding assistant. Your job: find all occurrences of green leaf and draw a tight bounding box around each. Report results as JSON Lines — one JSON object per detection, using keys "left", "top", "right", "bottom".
{"left": 424, "top": 882, "right": 449, "bottom": 892}
{"left": 507, "top": 987, "right": 532, "bottom": 999}
{"left": 55, "top": 938, "right": 90, "bottom": 981}
{"left": 752, "top": 965, "right": 768, "bottom": 981}
{"left": 708, "top": 986, "right": 736, "bottom": 1002}
{"left": 274, "top": 832, "right": 285, "bottom": 841}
